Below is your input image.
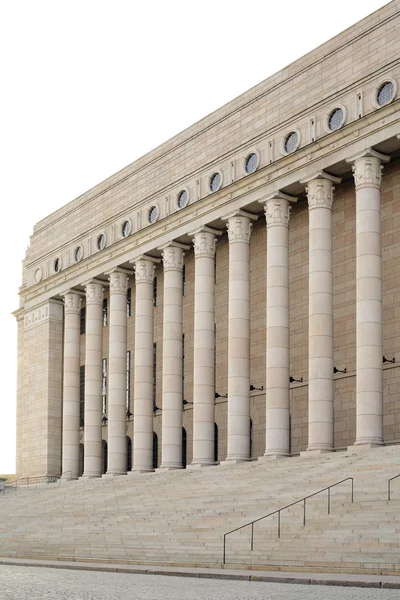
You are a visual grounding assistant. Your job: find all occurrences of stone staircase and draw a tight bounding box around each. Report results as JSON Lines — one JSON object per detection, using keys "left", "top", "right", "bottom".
{"left": 1, "top": 445, "right": 400, "bottom": 573}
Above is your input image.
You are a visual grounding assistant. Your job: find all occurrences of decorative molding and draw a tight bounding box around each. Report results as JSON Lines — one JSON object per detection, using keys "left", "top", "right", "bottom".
{"left": 109, "top": 271, "right": 129, "bottom": 295}
{"left": 24, "top": 300, "right": 63, "bottom": 331}
{"left": 85, "top": 281, "right": 104, "bottom": 305}
{"left": 265, "top": 198, "right": 291, "bottom": 228}
{"left": 348, "top": 148, "right": 390, "bottom": 190}
{"left": 64, "top": 292, "right": 82, "bottom": 314}
{"left": 302, "top": 171, "right": 341, "bottom": 211}
{"left": 193, "top": 230, "right": 218, "bottom": 258}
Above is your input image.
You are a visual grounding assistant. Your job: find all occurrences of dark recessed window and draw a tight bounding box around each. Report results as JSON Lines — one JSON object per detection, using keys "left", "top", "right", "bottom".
{"left": 103, "top": 298, "right": 108, "bottom": 326}
{"left": 122, "top": 220, "right": 131, "bottom": 238}
{"left": 127, "top": 288, "right": 132, "bottom": 317}
{"left": 80, "top": 307, "right": 86, "bottom": 335}
{"left": 148, "top": 206, "right": 159, "bottom": 224}
{"left": 153, "top": 276, "right": 157, "bottom": 307}
{"left": 126, "top": 437, "right": 132, "bottom": 472}
{"left": 214, "top": 423, "right": 218, "bottom": 463}
{"left": 182, "top": 428, "right": 187, "bottom": 469}
{"left": 80, "top": 366, "right": 85, "bottom": 427}
{"left": 102, "top": 358, "right": 107, "bottom": 419}
{"left": 182, "top": 333, "right": 185, "bottom": 406}
{"left": 74, "top": 246, "right": 83, "bottom": 262}
{"left": 245, "top": 153, "right": 258, "bottom": 174}
{"left": 284, "top": 131, "right": 299, "bottom": 154}
{"left": 209, "top": 172, "right": 221, "bottom": 192}
{"left": 153, "top": 342, "right": 157, "bottom": 410}
{"left": 153, "top": 432, "right": 158, "bottom": 469}
{"left": 177, "top": 189, "right": 189, "bottom": 209}
{"left": 54, "top": 258, "right": 61, "bottom": 273}
{"left": 376, "top": 81, "right": 394, "bottom": 106}
{"left": 97, "top": 234, "right": 106, "bottom": 250}
{"left": 328, "top": 108, "right": 344, "bottom": 131}
{"left": 182, "top": 264, "right": 186, "bottom": 297}
{"left": 126, "top": 351, "right": 131, "bottom": 415}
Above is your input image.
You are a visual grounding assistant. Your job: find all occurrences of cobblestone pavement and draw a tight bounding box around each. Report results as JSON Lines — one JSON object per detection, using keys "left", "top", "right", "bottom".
{"left": 1, "top": 566, "right": 400, "bottom": 600}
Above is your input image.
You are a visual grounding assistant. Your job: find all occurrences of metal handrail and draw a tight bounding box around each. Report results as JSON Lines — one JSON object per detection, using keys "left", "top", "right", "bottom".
{"left": 222, "top": 477, "right": 353, "bottom": 565}
{"left": 387, "top": 474, "right": 400, "bottom": 501}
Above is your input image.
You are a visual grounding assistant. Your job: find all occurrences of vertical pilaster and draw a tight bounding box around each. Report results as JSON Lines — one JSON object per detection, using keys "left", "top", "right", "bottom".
{"left": 224, "top": 211, "right": 257, "bottom": 462}
{"left": 106, "top": 270, "right": 129, "bottom": 476}
{"left": 159, "top": 243, "right": 188, "bottom": 469}
{"left": 82, "top": 280, "right": 104, "bottom": 478}
{"left": 191, "top": 228, "right": 221, "bottom": 466}
{"left": 348, "top": 149, "right": 389, "bottom": 446}
{"left": 305, "top": 172, "right": 340, "bottom": 452}
{"left": 62, "top": 291, "right": 82, "bottom": 479}
{"left": 132, "top": 256, "right": 158, "bottom": 473}
{"left": 262, "top": 192, "right": 296, "bottom": 457}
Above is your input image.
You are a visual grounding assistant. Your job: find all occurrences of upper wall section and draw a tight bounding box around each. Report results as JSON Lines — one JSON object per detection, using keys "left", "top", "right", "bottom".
{"left": 24, "top": 2, "right": 400, "bottom": 285}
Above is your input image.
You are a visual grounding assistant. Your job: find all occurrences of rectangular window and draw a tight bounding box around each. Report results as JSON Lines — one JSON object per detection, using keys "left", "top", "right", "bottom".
{"left": 153, "top": 277, "right": 157, "bottom": 307}
{"left": 79, "top": 366, "right": 85, "bottom": 427}
{"left": 126, "top": 350, "right": 131, "bottom": 414}
{"left": 127, "top": 288, "right": 132, "bottom": 317}
{"left": 103, "top": 298, "right": 108, "bottom": 326}
{"left": 153, "top": 342, "right": 157, "bottom": 410}
{"left": 182, "top": 333, "right": 185, "bottom": 405}
{"left": 80, "top": 307, "right": 86, "bottom": 335}
{"left": 102, "top": 358, "right": 107, "bottom": 418}
{"left": 182, "top": 265, "right": 186, "bottom": 296}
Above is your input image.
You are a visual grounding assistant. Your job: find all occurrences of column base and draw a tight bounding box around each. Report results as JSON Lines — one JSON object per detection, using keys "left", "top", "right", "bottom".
{"left": 188, "top": 462, "right": 216, "bottom": 469}
{"left": 60, "top": 476, "right": 78, "bottom": 484}
{"left": 219, "top": 458, "right": 250, "bottom": 466}
{"left": 79, "top": 474, "right": 102, "bottom": 480}
{"left": 300, "top": 448, "right": 333, "bottom": 458}
{"left": 347, "top": 443, "right": 383, "bottom": 453}
{"left": 157, "top": 465, "right": 183, "bottom": 471}
{"left": 103, "top": 472, "right": 127, "bottom": 478}
{"left": 260, "top": 453, "right": 289, "bottom": 460}
{"left": 128, "top": 469, "right": 154, "bottom": 475}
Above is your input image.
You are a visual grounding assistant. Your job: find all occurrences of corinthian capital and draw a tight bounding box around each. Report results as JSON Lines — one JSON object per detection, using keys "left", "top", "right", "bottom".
{"left": 346, "top": 148, "right": 390, "bottom": 191}
{"left": 109, "top": 270, "right": 129, "bottom": 295}
{"left": 302, "top": 171, "right": 341, "bottom": 211}
{"left": 225, "top": 210, "right": 257, "bottom": 244}
{"left": 191, "top": 227, "right": 222, "bottom": 259}
{"left": 85, "top": 281, "right": 104, "bottom": 305}
{"left": 63, "top": 292, "right": 82, "bottom": 315}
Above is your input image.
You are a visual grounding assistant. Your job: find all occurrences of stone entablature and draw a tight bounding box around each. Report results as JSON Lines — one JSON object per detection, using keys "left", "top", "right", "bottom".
{"left": 22, "top": 4, "right": 399, "bottom": 281}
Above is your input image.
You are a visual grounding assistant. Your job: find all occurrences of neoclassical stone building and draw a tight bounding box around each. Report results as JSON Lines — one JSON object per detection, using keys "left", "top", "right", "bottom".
{"left": 15, "top": 2, "right": 400, "bottom": 480}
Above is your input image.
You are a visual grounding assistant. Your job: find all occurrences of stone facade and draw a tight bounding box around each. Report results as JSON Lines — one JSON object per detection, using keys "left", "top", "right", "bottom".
{"left": 14, "top": 1, "right": 400, "bottom": 478}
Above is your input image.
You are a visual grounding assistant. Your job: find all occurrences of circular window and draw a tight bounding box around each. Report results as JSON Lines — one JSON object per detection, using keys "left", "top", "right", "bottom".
{"left": 74, "top": 246, "right": 83, "bottom": 262}
{"left": 54, "top": 258, "right": 61, "bottom": 273}
{"left": 328, "top": 108, "right": 344, "bottom": 131}
{"left": 209, "top": 172, "right": 222, "bottom": 192}
{"left": 34, "top": 268, "right": 42, "bottom": 283}
{"left": 376, "top": 81, "right": 394, "bottom": 106}
{"left": 97, "top": 234, "right": 106, "bottom": 251}
{"left": 245, "top": 152, "right": 258, "bottom": 174}
{"left": 177, "top": 189, "right": 189, "bottom": 209}
{"left": 122, "top": 220, "right": 131, "bottom": 238}
{"left": 284, "top": 131, "right": 299, "bottom": 154}
{"left": 148, "top": 206, "right": 159, "bottom": 224}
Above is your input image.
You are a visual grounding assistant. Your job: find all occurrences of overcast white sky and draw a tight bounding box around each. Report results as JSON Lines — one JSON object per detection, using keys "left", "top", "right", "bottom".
{"left": 0, "top": 0, "right": 392, "bottom": 474}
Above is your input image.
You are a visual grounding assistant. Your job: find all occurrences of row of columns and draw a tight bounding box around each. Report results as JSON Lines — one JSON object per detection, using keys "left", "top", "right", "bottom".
{"left": 61, "top": 148, "right": 389, "bottom": 478}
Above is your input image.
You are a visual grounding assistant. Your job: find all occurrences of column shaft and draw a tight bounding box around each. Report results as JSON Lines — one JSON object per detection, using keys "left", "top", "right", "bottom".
{"left": 62, "top": 292, "right": 82, "bottom": 479}
{"left": 83, "top": 281, "right": 104, "bottom": 477}
{"left": 352, "top": 151, "right": 388, "bottom": 445}
{"left": 160, "top": 244, "right": 186, "bottom": 469}
{"left": 132, "top": 258, "right": 157, "bottom": 472}
{"left": 106, "top": 271, "right": 129, "bottom": 475}
{"left": 226, "top": 213, "right": 254, "bottom": 461}
{"left": 306, "top": 174, "right": 339, "bottom": 452}
{"left": 192, "top": 230, "right": 219, "bottom": 465}
{"left": 264, "top": 196, "right": 292, "bottom": 456}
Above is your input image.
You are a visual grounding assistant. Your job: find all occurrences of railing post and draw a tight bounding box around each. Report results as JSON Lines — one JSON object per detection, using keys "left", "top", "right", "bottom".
{"left": 303, "top": 498, "right": 306, "bottom": 526}
{"left": 328, "top": 486, "right": 331, "bottom": 515}
{"left": 251, "top": 522, "right": 254, "bottom": 551}
{"left": 278, "top": 510, "right": 281, "bottom": 538}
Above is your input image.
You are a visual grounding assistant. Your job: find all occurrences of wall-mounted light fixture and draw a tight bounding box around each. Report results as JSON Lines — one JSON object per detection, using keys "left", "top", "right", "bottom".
{"left": 383, "top": 356, "right": 395, "bottom": 364}
{"left": 289, "top": 376, "right": 303, "bottom": 383}
{"left": 215, "top": 392, "right": 228, "bottom": 399}
{"left": 250, "top": 385, "right": 264, "bottom": 391}
{"left": 333, "top": 367, "right": 347, "bottom": 374}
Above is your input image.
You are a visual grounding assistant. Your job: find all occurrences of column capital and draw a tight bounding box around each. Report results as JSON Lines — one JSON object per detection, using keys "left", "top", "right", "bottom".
{"left": 303, "top": 172, "right": 341, "bottom": 212}
{"left": 84, "top": 280, "right": 104, "bottom": 305}
{"left": 191, "top": 227, "right": 222, "bottom": 259}
{"left": 346, "top": 148, "right": 390, "bottom": 191}
{"left": 224, "top": 210, "right": 257, "bottom": 244}
{"left": 159, "top": 242, "right": 190, "bottom": 272}
{"left": 109, "top": 270, "right": 129, "bottom": 295}
{"left": 261, "top": 192, "right": 297, "bottom": 229}
{"left": 63, "top": 291, "right": 82, "bottom": 315}
{"left": 133, "top": 256, "right": 159, "bottom": 284}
